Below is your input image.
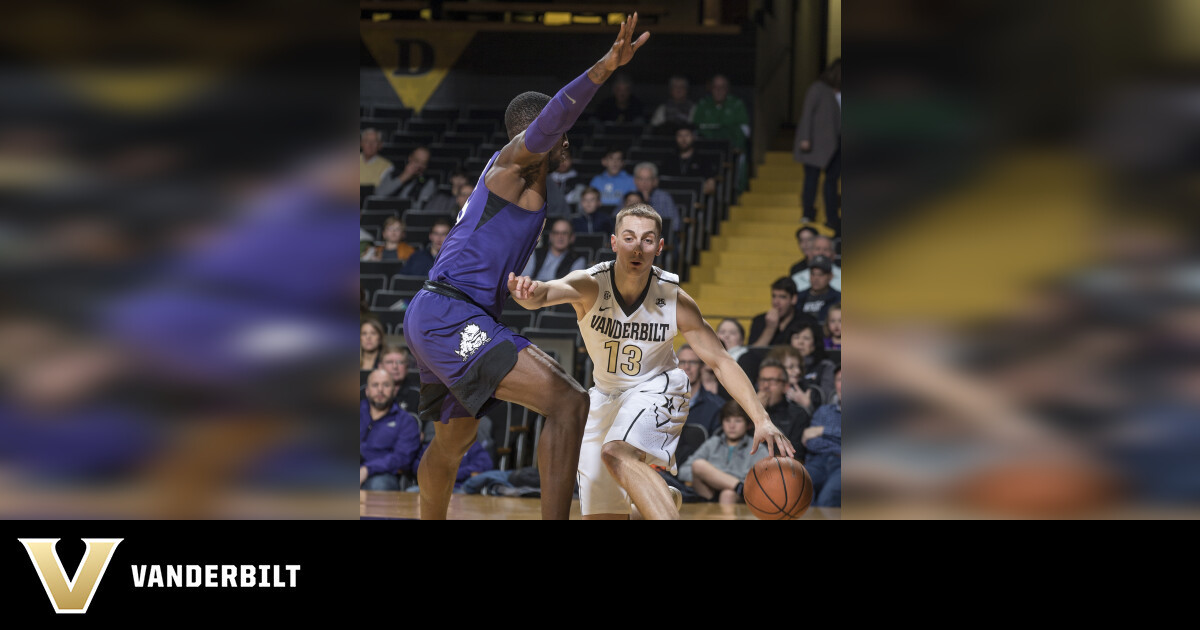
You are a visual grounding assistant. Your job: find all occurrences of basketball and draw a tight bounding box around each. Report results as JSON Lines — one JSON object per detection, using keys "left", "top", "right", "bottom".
{"left": 743, "top": 457, "right": 812, "bottom": 520}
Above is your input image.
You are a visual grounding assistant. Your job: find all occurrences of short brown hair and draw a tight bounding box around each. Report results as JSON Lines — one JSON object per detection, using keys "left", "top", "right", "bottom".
{"left": 757, "top": 359, "right": 787, "bottom": 380}
{"left": 614, "top": 203, "right": 662, "bottom": 238}
{"left": 380, "top": 345, "right": 408, "bottom": 359}
{"left": 720, "top": 400, "right": 748, "bottom": 421}
{"left": 765, "top": 345, "right": 802, "bottom": 367}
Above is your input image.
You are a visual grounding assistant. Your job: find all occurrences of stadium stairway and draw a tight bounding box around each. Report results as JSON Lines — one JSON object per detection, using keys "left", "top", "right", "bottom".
{"left": 679, "top": 151, "right": 835, "bottom": 347}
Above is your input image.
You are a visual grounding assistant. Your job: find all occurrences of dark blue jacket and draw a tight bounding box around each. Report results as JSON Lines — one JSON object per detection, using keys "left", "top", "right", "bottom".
{"left": 360, "top": 400, "right": 421, "bottom": 476}
{"left": 402, "top": 248, "right": 436, "bottom": 279}
{"left": 687, "top": 388, "right": 725, "bottom": 437}
{"left": 807, "top": 399, "right": 841, "bottom": 455}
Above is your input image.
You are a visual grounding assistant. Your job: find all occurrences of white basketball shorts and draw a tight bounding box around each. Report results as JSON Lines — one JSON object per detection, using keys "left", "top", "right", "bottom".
{"left": 577, "top": 368, "right": 690, "bottom": 516}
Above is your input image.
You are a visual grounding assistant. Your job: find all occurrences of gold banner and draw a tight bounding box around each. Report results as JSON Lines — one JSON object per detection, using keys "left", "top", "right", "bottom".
{"left": 361, "top": 27, "right": 477, "bottom": 113}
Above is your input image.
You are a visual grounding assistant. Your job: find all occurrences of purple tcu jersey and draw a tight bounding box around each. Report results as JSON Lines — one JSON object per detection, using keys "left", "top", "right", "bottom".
{"left": 428, "top": 152, "right": 546, "bottom": 317}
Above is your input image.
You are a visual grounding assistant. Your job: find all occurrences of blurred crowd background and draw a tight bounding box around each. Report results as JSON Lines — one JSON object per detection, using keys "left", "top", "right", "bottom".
{"left": 1, "top": 0, "right": 1197, "bottom": 518}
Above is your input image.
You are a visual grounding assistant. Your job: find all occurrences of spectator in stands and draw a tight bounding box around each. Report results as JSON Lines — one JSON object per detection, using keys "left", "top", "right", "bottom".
{"left": 361, "top": 216, "right": 416, "bottom": 263}
{"left": 677, "top": 344, "right": 723, "bottom": 436}
{"left": 359, "top": 128, "right": 393, "bottom": 187}
{"left": 423, "top": 169, "right": 470, "bottom": 214}
{"left": 594, "top": 72, "right": 646, "bottom": 124}
{"left": 520, "top": 218, "right": 587, "bottom": 281}
{"left": 766, "top": 345, "right": 819, "bottom": 414}
{"left": 571, "top": 187, "right": 614, "bottom": 236}
{"left": 789, "top": 226, "right": 820, "bottom": 276}
{"left": 700, "top": 365, "right": 721, "bottom": 396}
{"left": 716, "top": 317, "right": 749, "bottom": 361}
{"left": 756, "top": 360, "right": 811, "bottom": 462}
{"left": 453, "top": 182, "right": 472, "bottom": 211}
{"left": 378, "top": 345, "right": 420, "bottom": 414}
{"left": 546, "top": 152, "right": 581, "bottom": 218}
{"left": 789, "top": 321, "right": 837, "bottom": 404}
{"left": 360, "top": 368, "right": 421, "bottom": 490}
{"left": 376, "top": 146, "right": 438, "bottom": 208}
{"left": 361, "top": 227, "right": 374, "bottom": 259}
{"left": 792, "top": 236, "right": 841, "bottom": 292}
{"left": 401, "top": 216, "right": 451, "bottom": 278}
{"left": 411, "top": 439, "right": 493, "bottom": 493}
{"left": 677, "top": 401, "right": 769, "bottom": 505}
{"left": 693, "top": 74, "right": 750, "bottom": 192}
{"left": 749, "top": 277, "right": 813, "bottom": 347}
{"left": 632, "top": 162, "right": 679, "bottom": 231}
{"left": 661, "top": 123, "right": 717, "bottom": 195}
{"left": 622, "top": 190, "right": 645, "bottom": 208}
{"left": 794, "top": 58, "right": 841, "bottom": 235}
{"left": 824, "top": 305, "right": 842, "bottom": 350}
{"left": 804, "top": 365, "right": 841, "bottom": 506}
{"left": 361, "top": 318, "right": 385, "bottom": 370}
{"left": 795, "top": 255, "right": 840, "bottom": 323}
{"left": 589, "top": 147, "right": 636, "bottom": 206}
{"left": 649, "top": 75, "right": 695, "bottom": 131}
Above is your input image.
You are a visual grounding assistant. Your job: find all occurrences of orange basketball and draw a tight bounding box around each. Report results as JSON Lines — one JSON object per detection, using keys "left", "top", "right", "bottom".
{"left": 743, "top": 457, "right": 812, "bottom": 520}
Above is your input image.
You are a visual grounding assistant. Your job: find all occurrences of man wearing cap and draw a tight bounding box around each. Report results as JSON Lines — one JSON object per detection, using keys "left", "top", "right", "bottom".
{"left": 795, "top": 255, "right": 840, "bottom": 324}
{"left": 792, "top": 235, "right": 841, "bottom": 293}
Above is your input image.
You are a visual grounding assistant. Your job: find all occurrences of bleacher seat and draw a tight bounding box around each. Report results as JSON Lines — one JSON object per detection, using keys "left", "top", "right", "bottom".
{"left": 369, "top": 308, "right": 405, "bottom": 336}
{"left": 363, "top": 197, "right": 411, "bottom": 212}
{"left": 371, "top": 290, "right": 416, "bottom": 311}
{"left": 371, "top": 106, "right": 413, "bottom": 121}
{"left": 389, "top": 274, "right": 427, "bottom": 293}
{"left": 403, "top": 119, "right": 449, "bottom": 139}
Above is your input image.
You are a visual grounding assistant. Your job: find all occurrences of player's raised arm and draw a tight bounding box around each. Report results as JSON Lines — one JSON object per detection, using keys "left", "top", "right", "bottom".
{"left": 507, "top": 269, "right": 599, "bottom": 314}
{"left": 676, "top": 289, "right": 796, "bottom": 459}
{"left": 509, "top": 13, "right": 651, "bottom": 167}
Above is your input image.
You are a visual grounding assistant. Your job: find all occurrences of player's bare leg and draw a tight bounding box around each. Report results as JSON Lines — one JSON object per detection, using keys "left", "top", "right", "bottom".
{"left": 418, "top": 416, "right": 480, "bottom": 520}
{"left": 494, "top": 345, "right": 588, "bottom": 520}
{"left": 691, "top": 459, "right": 742, "bottom": 505}
{"left": 600, "top": 441, "right": 679, "bottom": 520}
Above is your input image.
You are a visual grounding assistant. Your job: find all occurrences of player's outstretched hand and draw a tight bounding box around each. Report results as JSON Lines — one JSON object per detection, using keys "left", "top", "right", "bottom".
{"left": 750, "top": 419, "right": 797, "bottom": 459}
{"left": 507, "top": 272, "right": 539, "bottom": 302}
{"left": 602, "top": 12, "right": 650, "bottom": 71}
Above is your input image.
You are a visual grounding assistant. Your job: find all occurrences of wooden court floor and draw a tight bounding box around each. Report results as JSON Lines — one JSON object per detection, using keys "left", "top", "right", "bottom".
{"left": 361, "top": 490, "right": 841, "bottom": 520}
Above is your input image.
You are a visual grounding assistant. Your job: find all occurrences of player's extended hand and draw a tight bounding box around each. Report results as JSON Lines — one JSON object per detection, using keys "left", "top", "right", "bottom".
{"left": 602, "top": 12, "right": 650, "bottom": 71}
{"left": 750, "top": 419, "right": 796, "bottom": 459}
{"left": 507, "top": 272, "right": 540, "bottom": 302}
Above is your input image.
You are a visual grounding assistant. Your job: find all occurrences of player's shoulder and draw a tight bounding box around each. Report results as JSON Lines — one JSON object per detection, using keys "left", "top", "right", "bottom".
{"left": 650, "top": 266, "right": 680, "bottom": 286}
{"left": 587, "top": 260, "right": 615, "bottom": 277}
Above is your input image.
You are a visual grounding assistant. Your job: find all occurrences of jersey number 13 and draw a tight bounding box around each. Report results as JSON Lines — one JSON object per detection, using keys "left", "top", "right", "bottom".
{"left": 603, "top": 340, "right": 642, "bottom": 376}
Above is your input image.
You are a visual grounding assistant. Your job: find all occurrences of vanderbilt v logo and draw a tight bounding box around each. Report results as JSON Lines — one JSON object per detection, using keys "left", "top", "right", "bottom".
{"left": 19, "top": 539, "right": 123, "bottom": 614}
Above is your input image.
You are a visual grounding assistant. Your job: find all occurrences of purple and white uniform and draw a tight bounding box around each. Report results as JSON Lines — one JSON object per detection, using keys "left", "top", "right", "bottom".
{"left": 403, "top": 152, "right": 546, "bottom": 424}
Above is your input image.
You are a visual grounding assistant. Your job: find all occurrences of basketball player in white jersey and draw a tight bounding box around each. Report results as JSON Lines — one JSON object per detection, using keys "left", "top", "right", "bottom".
{"left": 507, "top": 204, "right": 795, "bottom": 519}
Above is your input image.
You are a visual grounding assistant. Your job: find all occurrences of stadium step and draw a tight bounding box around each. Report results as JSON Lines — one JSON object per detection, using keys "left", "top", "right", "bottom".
{"left": 737, "top": 191, "right": 801, "bottom": 207}
{"left": 712, "top": 235, "right": 794, "bottom": 253}
{"left": 722, "top": 220, "right": 801, "bottom": 238}
{"left": 751, "top": 179, "right": 805, "bottom": 194}
{"left": 681, "top": 150, "right": 813, "bottom": 321}
{"left": 762, "top": 151, "right": 797, "bottom": 166}
{"left": 755, "top": 164, "right": 806, "bottom": 180}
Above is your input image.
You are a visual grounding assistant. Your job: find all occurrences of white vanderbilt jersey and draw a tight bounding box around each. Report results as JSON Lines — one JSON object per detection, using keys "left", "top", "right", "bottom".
{"left": 579, "top": 261, "right": 679, "bottom": 393}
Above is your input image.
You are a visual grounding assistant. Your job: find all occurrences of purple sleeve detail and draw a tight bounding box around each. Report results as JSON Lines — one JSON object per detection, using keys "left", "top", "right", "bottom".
{"left": 524, "top": 71, "right": 601, "bottom": 153}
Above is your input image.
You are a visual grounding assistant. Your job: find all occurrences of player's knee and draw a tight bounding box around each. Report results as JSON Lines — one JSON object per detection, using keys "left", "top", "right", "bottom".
{"left": 600, "top": 441, "right": 627, "bottom": 471}
{"left": 550, "top": 386, "right": 588, "bottom": 421}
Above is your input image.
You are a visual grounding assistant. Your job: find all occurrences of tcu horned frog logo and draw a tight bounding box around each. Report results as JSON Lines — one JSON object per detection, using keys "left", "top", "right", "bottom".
{"left": 454, "top": 323, "right": 491, "bottom": 361}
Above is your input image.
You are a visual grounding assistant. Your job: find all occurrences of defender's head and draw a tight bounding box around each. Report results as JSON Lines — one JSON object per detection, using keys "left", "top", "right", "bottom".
{"left": 505, "top": 91, "right": 552, "bottom": 140}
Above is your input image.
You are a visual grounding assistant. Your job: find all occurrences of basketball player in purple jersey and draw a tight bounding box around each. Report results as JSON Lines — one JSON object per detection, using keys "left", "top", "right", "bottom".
{"left": 403, "top": 14, "right": 651, "bottom": 520}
